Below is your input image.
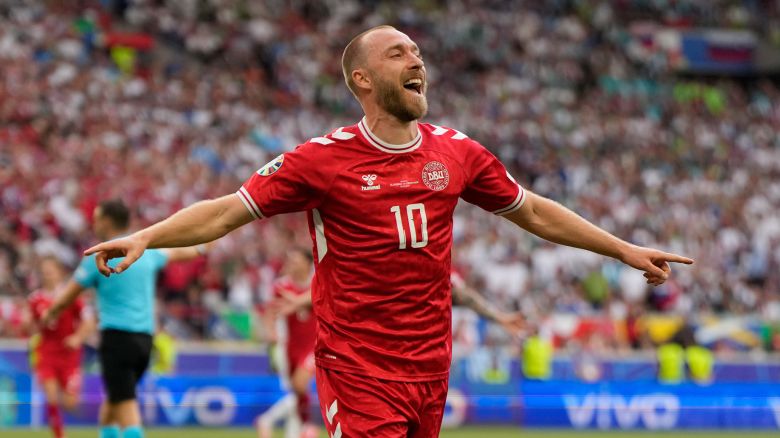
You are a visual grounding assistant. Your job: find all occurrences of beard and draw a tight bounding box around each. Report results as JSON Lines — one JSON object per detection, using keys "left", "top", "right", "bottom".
{"left": 373, "top": 74, "right": 428, "bottom": 122}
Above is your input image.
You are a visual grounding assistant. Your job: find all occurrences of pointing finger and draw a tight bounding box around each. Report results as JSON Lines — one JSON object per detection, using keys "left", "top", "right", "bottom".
{"left": 84, "top": 242, "right": 113, "bottom": 256}
{"left": 660, "top": 252, "right": 694, "bottom": 265}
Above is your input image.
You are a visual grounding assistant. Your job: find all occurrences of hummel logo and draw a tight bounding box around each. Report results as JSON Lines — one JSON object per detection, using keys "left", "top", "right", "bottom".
{"left": 361, "top": 174, "right": 381, "bottom": 191}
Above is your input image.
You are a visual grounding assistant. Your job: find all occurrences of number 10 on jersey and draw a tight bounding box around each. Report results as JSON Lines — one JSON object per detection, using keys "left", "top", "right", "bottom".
{"left": 390, "top": 203, "right": 428, "bottom": 249}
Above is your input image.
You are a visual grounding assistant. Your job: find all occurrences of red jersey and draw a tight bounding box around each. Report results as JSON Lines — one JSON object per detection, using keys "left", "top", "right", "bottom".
{"left": 238, "top": 119, "right": 525, "bottom": 381}
{"left": 274, "top": 276, "right": 316, "bottom": 363}
{"left": 28, "top": 289, "right": 85, "bottom": 356}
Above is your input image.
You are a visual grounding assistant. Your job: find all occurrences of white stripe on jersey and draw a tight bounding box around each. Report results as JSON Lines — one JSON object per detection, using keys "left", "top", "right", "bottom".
{"left": 313, "top": 208, "right": 328, "bottom": 262}
{"left": 492, "top": 185, "right": 526, "bottom": 216}
{"left": 236, "top": 187, "right": 264, "bottom": 219}
{"left": 311, "top": 136, "right": 334, "bottom": 145}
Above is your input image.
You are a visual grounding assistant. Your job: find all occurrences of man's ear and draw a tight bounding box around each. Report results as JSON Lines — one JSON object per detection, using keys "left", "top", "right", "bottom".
{"left": 352, "top": 68, "right": 371, "bottom": 92}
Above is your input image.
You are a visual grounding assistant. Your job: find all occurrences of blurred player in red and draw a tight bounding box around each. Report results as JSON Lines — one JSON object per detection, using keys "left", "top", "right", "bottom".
{"left": 85, "top": 25, "right": 693, "bottom": 437}
{"left": 28, "top": 255, "right": 95, "bottom": 438}
{"left": 255, "top": 247, "right": 317, "bottom": 438}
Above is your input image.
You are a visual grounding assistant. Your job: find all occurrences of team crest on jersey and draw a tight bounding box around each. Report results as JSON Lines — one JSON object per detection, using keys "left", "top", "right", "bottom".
{"left": 422, "top": 161, "right": 449, "bottom": 191}
{"left": 257, "top": 154, "right": 284, "bottom": 176}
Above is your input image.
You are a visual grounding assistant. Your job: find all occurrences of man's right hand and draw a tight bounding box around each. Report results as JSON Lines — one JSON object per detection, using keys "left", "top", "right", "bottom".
{"left": 84, "top": 234, "right": 149, "bottom": 277}
{"left": 618, "top": 244, "right": 693, "bottom": 286}
{"left": 84, "top": 195, "right": 255, "bottom": 277}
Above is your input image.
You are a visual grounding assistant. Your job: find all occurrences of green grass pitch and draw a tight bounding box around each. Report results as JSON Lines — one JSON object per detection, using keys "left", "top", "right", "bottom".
{"left": 2, "top": 428, "right": 780, "bottom": 438}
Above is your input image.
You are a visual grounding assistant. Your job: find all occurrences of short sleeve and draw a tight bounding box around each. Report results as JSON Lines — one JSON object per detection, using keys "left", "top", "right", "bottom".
{"left": 148, "top": 249, "right": 169, "bottom": 271}
{"left": 236, "top": 144, "right": 331, "bottom": 219}
{"left": 460, "top": 140, "right": 526, "bottom": 216}
{"left": 74, "top": 255, "right": 100, "bottom": 289}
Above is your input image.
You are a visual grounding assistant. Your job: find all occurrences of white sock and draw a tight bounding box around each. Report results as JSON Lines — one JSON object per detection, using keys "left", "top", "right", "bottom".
{"left": 258, "top": 393, "right": 296, "bottom": 428}
{"left": 284, "top": 412, "right": 302, "bottom": 438}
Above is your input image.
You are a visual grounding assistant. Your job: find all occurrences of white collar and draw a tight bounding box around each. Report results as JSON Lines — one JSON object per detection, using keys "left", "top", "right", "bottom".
{"left": 357, "top": 117, "right": 422, "bottom": 154}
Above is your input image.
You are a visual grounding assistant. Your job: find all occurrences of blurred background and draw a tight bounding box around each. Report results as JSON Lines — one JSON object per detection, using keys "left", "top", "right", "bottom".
{"left": 2, "top": 0, "right": 780, "bottom": 434}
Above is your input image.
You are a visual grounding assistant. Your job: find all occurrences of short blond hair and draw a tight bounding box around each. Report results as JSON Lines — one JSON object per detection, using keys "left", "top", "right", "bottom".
{"left": 341, "top": 25, "right": 396, "bottom": 96}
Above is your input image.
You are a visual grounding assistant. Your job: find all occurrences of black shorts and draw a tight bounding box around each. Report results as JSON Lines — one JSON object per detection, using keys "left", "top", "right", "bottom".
{"left": 98, "top": 329, "right": 153, "bottom": 403}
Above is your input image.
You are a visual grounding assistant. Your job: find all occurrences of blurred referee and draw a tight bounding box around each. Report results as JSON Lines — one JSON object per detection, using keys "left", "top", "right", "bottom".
{"left": 46, "top": 200, "right": 207, "bottom": 438}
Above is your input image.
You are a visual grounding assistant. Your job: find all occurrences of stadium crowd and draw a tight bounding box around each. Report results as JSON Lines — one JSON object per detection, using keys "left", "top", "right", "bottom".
{"left": 2, "top": 0, "right": 780, "bottom": 356}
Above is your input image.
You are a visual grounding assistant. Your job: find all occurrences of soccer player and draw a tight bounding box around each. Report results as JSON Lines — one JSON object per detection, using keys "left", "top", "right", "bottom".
{"left": 83, "top": 26, "right": 693, "bottom": 437}
{"left": 255, "top": 247, "right": 317, "bottom": 438}
{"left": 44, "top": 200, "right": 208, "bottom": 438}
{"left": 28, "top": 255, "right": 95, "bottom": 438}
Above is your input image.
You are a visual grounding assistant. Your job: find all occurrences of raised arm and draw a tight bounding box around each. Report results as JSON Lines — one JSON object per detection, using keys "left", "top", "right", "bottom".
{"left": 504, "top": 191, "right": 693, "bottom": 285}
{"left": 85, "top": 194, "right": 253, "bottom": 276}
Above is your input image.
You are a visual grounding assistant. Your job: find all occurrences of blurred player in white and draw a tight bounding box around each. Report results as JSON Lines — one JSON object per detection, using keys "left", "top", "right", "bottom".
{"left": 255, "top": 248, "right": 318, "bottom": 438}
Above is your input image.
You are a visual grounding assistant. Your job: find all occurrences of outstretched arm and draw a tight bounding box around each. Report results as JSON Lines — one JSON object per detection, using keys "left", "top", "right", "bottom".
{"left": 162, "top": 241, "right": 215, "bottom": 263}
{"left": 43, "top": 280, "right": 85, "bottom": 325}
{"left": 452, "top": 283, "right": 524, "bottom": 338}
{"left": 452, "top": 283, "right": 502, "bottom": 322}
{"left": 85, "top": 194, "right": 253, "bottom": 276}
{"left": 504, "top": 191, "right": 693, "bottom": 285}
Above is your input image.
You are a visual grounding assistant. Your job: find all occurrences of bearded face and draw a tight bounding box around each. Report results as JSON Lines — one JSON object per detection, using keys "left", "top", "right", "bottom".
{"left": 372, "top": 71, "right": 428, "bottom": 122}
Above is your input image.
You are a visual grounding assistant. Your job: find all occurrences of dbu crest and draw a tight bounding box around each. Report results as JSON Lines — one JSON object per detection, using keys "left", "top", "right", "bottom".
{"left": 422, "top": 161, "right": 449, "bottom": 191}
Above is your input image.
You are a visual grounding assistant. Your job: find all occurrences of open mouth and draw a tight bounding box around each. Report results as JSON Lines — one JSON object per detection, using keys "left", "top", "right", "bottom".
{"left": 403, "top": 78, "right": 424, "bottom": 95}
